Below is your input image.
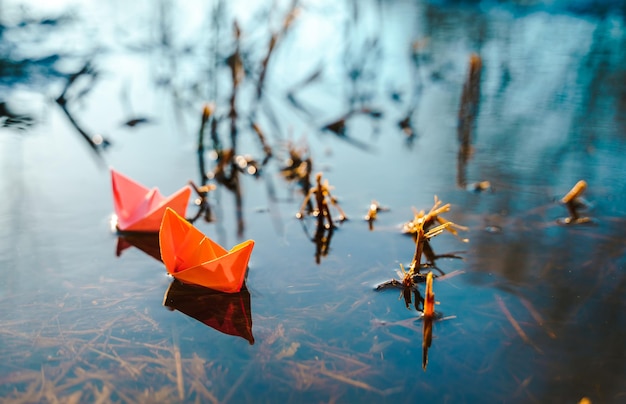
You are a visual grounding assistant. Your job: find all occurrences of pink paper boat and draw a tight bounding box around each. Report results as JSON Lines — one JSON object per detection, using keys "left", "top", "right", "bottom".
{"left": 111, "top": 169, "right": 191, "bottom": 232}
{"left": 159, "top": 208, "right": 255, "bottom": 293}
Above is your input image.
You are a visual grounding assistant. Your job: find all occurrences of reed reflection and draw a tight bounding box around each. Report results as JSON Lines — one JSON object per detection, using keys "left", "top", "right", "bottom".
{"left": 422, "top": 314, "right": 434, "bottom": 371}
{"left": 298, "top": 216, "right": 334, "bottom": 265}
{"left": 456, "top": 53, "right": 483, "bottom": 190}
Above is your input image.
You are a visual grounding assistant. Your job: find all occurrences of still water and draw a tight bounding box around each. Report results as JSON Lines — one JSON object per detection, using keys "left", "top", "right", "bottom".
{"left": 1, "top": 0, "right": 625, "bottom": 402}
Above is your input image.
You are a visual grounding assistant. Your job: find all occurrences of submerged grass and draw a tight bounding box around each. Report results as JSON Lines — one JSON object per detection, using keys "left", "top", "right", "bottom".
{"left": 0, "top": 273, "right": 403, "bottom": 402}
{"left": 0, "top": 298, "right": 226, "bottom": 402}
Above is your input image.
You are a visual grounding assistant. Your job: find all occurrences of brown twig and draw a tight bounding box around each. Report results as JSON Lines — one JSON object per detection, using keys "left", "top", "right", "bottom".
{"left": 561, "top": 180, "right": 587, "bottom": 204}
{"left": 560, "top": 180, "right": 590, "bottom": 223}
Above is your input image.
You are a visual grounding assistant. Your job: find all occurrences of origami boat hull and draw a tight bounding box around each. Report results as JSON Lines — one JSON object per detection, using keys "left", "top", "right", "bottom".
{"left": 111, "top": 169, "right": 191, "bottom": 232}
{"left": 159, "top": 208, "right": 255, "bottom": 293}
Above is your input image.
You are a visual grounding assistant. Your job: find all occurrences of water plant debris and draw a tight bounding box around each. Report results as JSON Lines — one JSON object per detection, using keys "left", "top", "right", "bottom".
{"left": 376, "top": 197, "right": 467, "bottom": 369}
{"left": 402, "top": 196, "right": 469, "bottom": 244}
{"left": 422, "top": 272, "right": 435, "bottom": 370}
{"left": 364, "top": 200, "right": 388, "bottom": 231}
{"left": 297, "top": 172, "right": 347, "bottom": 228}
{"left": 378, "top": 197, "right": 467, "bottom": 309}
{"left": 559, "top": 180, "right": 591, "bottom": 224}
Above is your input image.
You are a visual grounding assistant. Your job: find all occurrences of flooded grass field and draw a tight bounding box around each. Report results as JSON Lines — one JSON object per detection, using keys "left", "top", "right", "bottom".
{"left": 1, "top": 0, "right": 626, "bottom": 402}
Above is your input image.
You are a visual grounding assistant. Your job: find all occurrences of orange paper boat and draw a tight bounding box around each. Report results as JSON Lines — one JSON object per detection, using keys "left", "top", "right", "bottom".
{"left": 159, "top": 208, "right": 255, "bottom": 293}
{"left": 111, "top": 169, "right": 191, "bottom": 232}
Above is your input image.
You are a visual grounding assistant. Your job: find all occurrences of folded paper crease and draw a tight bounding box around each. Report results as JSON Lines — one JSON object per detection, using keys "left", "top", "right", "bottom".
{"left": 159, "top": 208, "right": 255, "bottom": 293}
{"left": 111, "top": 169, "right": 191, "bottom": 232}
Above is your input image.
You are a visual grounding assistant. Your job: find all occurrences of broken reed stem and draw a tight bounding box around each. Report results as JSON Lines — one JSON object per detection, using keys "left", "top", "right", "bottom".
{"left": 409, "top": 221, "right": 453, "bottom": 270}
{"left": 561, "top": 180, "right": 587, "bottom": 204}
{"left": 423, "top": 272, "right": 435, "bottom": 317}
{"left": 411, "top": 227, "right": 425, "bottom": 271}
{"left": 365, "top": 201, "right": 378, "bottom": 231}
{"left": 436, "top": 215, "right": 469, "bottom": 241}
{"left": 427, "top": 204, "right": 451, "bottom": 224}
{"left": 561, "top": 180, "right": 588, "bottom": 221}
{"left": 424, "top": 222, "right": 451, "bottom": 240}
{"left": 188, "top": 181, "right": 215, "bottom": 198}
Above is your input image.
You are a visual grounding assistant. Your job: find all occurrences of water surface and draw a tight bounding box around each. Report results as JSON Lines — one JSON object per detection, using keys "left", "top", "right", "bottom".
{"left": 1, "top": 0, "right": 625, "bottom": 402}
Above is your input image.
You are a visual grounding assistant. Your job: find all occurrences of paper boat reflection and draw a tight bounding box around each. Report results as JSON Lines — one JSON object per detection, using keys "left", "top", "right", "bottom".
{"left": 163, "top": 279, "right": 254, "bottom": 344}
{"left": 111, "top": 169, "right": 191, "bottom": 232}
{"left": 115, "top": 233, "right": 162, "bottom": 261}
{"left": 159, "top": 208, "right": 255, "bottom": 293}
